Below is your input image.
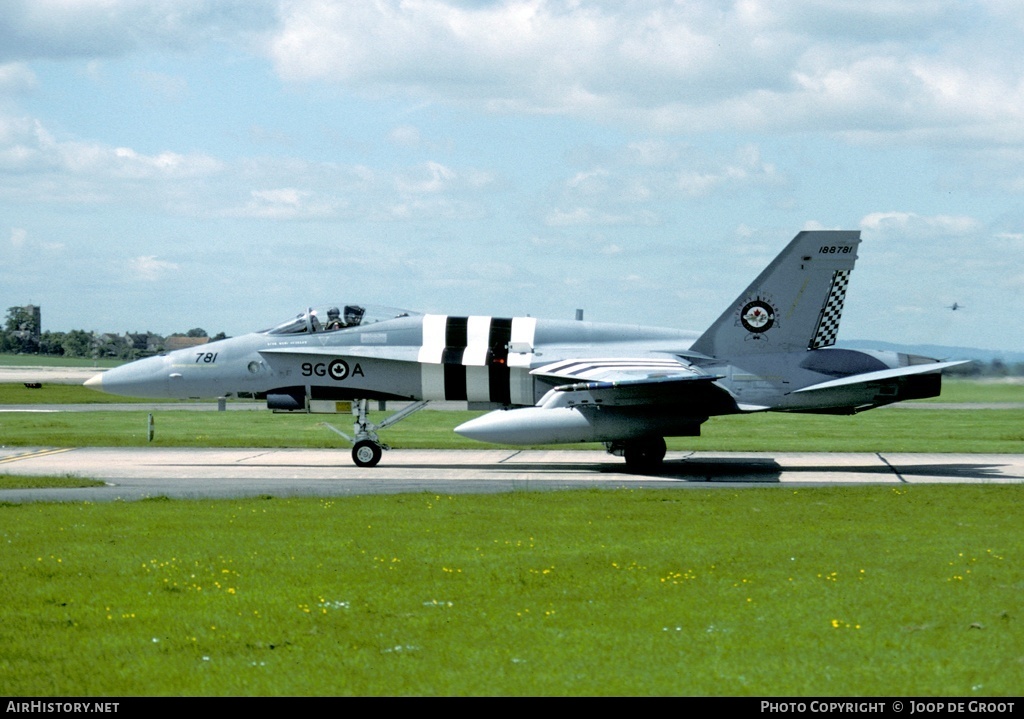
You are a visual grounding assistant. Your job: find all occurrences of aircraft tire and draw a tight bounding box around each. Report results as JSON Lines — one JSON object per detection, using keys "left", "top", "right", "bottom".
{"left": 623, "top": 437, "right": 666, "bottom": 473}
{"left": 352, "top": 440, "right": 383, "bottom": 468}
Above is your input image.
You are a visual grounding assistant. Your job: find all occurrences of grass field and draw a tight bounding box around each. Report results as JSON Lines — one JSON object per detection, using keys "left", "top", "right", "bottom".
{"left": 0, "top": 382, "right": 177, "bottom": 404}
{"left": 917, "top": 378, "right": 1024, "bottom": 404}
{"left": 0, "top": 474, "right": 105, "bottom": 490}
{"left": 2, "top": 485, "right": 1021, "bottom": 696}
{"left": 0, "top": 355, "right": 120, "bottom": 369}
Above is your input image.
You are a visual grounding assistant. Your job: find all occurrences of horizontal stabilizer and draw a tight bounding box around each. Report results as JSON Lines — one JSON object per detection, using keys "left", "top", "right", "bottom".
{"left": 793, "top": 361, "right": 970, "bottom": 395}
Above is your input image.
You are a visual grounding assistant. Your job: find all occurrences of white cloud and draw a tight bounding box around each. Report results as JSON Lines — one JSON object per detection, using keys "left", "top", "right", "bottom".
{"left": 228, "top": 187, "right": 339, "bottom": 219}
{"left": 383, "top": 197, "right": 488, "bottom": 222}
{"left": 389, "top": 125, "right": 422, "bottom": 148}
{"left": 1, "top": 2, "right": 1020, "bottom": 147}
{"left": 9, "top": 227, "right": 27, "bottom": 248}
{"left": 0, "top": 0, "right": 278, "bottom": 61}
{"left": 544, "top": 206, "right": 659, "bottom": 227}
{"left": 253, "top": 188, "right": 303, "bottom": 206}
{"left": 261, "top": 0, "right": 1024, "bottom": 145}
{"left": 3, "top": 226, "right": 63, "bottom": 256}
{"left": 0, "top": 114, "right": 222, "bottom": 179}
{"left": 129, "top": 255, "right": 180, "bottom": 281}
{"left": 994, "top": 232, "right": 1024, "bottom": 244}
{"left": 0, "top": 109, "right": 503, "bottom": 221}
{"left": 134, "top": 69, "right": 189, "bottom": 103}
{"left": 396, "top": 161, "right": 457, "bottom": 194}
{"left": 542, "top": 141, "right": 785, "bottom": 227}
{"left": 0, "top": 63, "right": 36, "bottom": 93}
{"left": 4, "top": 2, "right": 1021, "bottom": 147}
{"left": 676, "top": 146, "right": 781, "bottom": 198}
{"left": 860, "top": 211, "right": 981, "bottom": 237}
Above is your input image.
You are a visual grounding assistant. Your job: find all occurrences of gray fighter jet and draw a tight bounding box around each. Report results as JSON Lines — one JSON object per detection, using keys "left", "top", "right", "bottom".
{"left": 86, "top": 230, "right": 965, "bottom": 469}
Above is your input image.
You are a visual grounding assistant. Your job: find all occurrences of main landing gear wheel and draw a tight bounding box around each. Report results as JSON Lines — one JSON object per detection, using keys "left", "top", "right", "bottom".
{"left": 352, "top": 440, "right": 383, "bottom": 468}
{"left": 623, "top": 437, "right": 667, "bottom": 473}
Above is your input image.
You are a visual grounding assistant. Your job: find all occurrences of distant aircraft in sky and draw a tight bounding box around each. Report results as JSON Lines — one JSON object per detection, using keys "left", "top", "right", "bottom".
{"left": 86, "top": 230, "right": 965, "bottom": 470}
{"left": 948, "top": 302, "right": 964, "bottom": 311}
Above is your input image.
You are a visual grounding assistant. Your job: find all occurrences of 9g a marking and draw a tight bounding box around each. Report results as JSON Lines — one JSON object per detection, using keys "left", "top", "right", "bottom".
{"left": 301, "top": 359, "right": 364, "bottom": 381}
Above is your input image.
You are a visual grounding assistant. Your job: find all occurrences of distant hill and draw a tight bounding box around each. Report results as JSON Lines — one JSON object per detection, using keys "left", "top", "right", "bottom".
{"left": 839, "top": 341, "right": 1024, "bottom": 364}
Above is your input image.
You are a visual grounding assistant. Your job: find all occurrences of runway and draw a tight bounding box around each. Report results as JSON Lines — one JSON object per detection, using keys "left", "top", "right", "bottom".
{"left": 1, "top": 447, "right": 1022, "bottom": 503}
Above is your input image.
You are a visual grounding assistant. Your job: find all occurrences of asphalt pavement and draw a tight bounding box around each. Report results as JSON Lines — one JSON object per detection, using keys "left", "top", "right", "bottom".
{"left": 1, "top": 446, "right": 1021, "bottom": 503}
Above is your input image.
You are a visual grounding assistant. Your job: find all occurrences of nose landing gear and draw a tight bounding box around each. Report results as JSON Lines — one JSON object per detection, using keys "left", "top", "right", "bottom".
{"left": 322, "top": 398, "right": 430, "bottom": 467}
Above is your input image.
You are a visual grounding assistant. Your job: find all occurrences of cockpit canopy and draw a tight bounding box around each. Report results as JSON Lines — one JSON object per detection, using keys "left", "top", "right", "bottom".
{"left": 264, "top": 305, "right": 419, "bottom": 335}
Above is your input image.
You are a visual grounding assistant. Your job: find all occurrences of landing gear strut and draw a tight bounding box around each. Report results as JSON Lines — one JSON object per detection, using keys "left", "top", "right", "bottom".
{"left": 322, "top": 399, "right": 430, "bottom": 467}
{"left": 606, "top": 437, "right": 667, "bottom": 473}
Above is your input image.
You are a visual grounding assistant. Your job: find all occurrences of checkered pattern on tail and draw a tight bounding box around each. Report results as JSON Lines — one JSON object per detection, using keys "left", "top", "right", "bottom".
{"left": 809, "top": 270, "right": 850, "bottom": 349}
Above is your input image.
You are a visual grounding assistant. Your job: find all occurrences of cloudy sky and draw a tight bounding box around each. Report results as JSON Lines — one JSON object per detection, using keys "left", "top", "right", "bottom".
{"left": 2, "top": 0, "right": 1023, "bottom": 352}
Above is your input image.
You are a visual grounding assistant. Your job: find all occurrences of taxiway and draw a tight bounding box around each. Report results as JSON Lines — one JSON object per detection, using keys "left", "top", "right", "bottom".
{"left": 0, "top": 447, "right": 1021, "bottom": 503}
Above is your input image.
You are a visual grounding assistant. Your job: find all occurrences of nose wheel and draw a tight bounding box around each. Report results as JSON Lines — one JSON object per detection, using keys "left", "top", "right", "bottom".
{"left": 352, "top": 439, "right": 383, "bottom": 468}
{"left": 322, "top": 398, "right": 430, "bottom": 467}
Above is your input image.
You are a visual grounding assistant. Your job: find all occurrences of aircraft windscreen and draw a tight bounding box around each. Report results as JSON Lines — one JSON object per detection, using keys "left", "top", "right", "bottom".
{"left": 264, "top": 305, "right": 418, "bottom": 335}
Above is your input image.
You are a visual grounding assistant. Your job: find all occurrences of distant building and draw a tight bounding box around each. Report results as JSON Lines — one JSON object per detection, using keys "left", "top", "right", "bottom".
{"left": 125, "top": 332, "right": 164, "bottom": 356}
{"left": 93, "top": 333, "right": 127, "bottom": 358}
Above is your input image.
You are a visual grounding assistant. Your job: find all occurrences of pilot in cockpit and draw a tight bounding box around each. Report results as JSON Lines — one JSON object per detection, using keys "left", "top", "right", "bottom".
{"left": 324, "top": 307, "right": 344, "bottom": 331}
{"left": 344, "top": 305, "right": 365, "bottom": 327}
{"left": 322, "top": 305, "right": 364, "bottom": 331}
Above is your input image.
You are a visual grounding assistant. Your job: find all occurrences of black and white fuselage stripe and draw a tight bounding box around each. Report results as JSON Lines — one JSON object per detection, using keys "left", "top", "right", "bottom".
{"left": 418, "top": 315, "right": 537, "bottom": 404}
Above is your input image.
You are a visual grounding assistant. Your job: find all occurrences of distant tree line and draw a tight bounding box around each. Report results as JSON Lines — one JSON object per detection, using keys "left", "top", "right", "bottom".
{"left": 2, "top": 306, "right": 226, "bottom": 361}
{"left": 945, "top": 358, "right": 1024, "bottom": 378}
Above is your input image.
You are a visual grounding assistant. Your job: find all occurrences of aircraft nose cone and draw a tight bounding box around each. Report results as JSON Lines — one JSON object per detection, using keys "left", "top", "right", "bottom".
{"left": 83, "top": 355, "right": 174, "bottom": 398}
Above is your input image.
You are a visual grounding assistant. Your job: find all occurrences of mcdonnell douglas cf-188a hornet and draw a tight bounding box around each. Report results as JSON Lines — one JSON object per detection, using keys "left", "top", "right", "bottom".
{"left": 86, "top": 230, "right": 966, "bottom": 470}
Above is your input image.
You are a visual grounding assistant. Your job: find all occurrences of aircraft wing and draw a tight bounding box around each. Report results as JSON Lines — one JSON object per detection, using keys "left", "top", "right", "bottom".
{"left": 531, "top": 357, "right": 737, "bottom": 411}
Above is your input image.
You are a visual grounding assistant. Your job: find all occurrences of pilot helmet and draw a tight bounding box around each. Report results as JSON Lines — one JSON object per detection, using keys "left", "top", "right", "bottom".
{"left": 344, "top": 305, "right": 365, "bottom": 324}
{"left": 327, "top": 307, "right": 341, "bottom": 319}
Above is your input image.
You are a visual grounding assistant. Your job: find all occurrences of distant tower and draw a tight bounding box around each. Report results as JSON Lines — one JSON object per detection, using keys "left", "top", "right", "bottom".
{"left": 26, "top": 305, "right": 41, "bottom": 343}
{"left": 8, "top": 304, "right": 41, "bottom": 352}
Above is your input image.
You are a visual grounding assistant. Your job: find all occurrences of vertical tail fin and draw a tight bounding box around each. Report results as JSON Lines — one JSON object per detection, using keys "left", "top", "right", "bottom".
{"left": 690, "top": 230, "right": 861, "bottom": 359}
